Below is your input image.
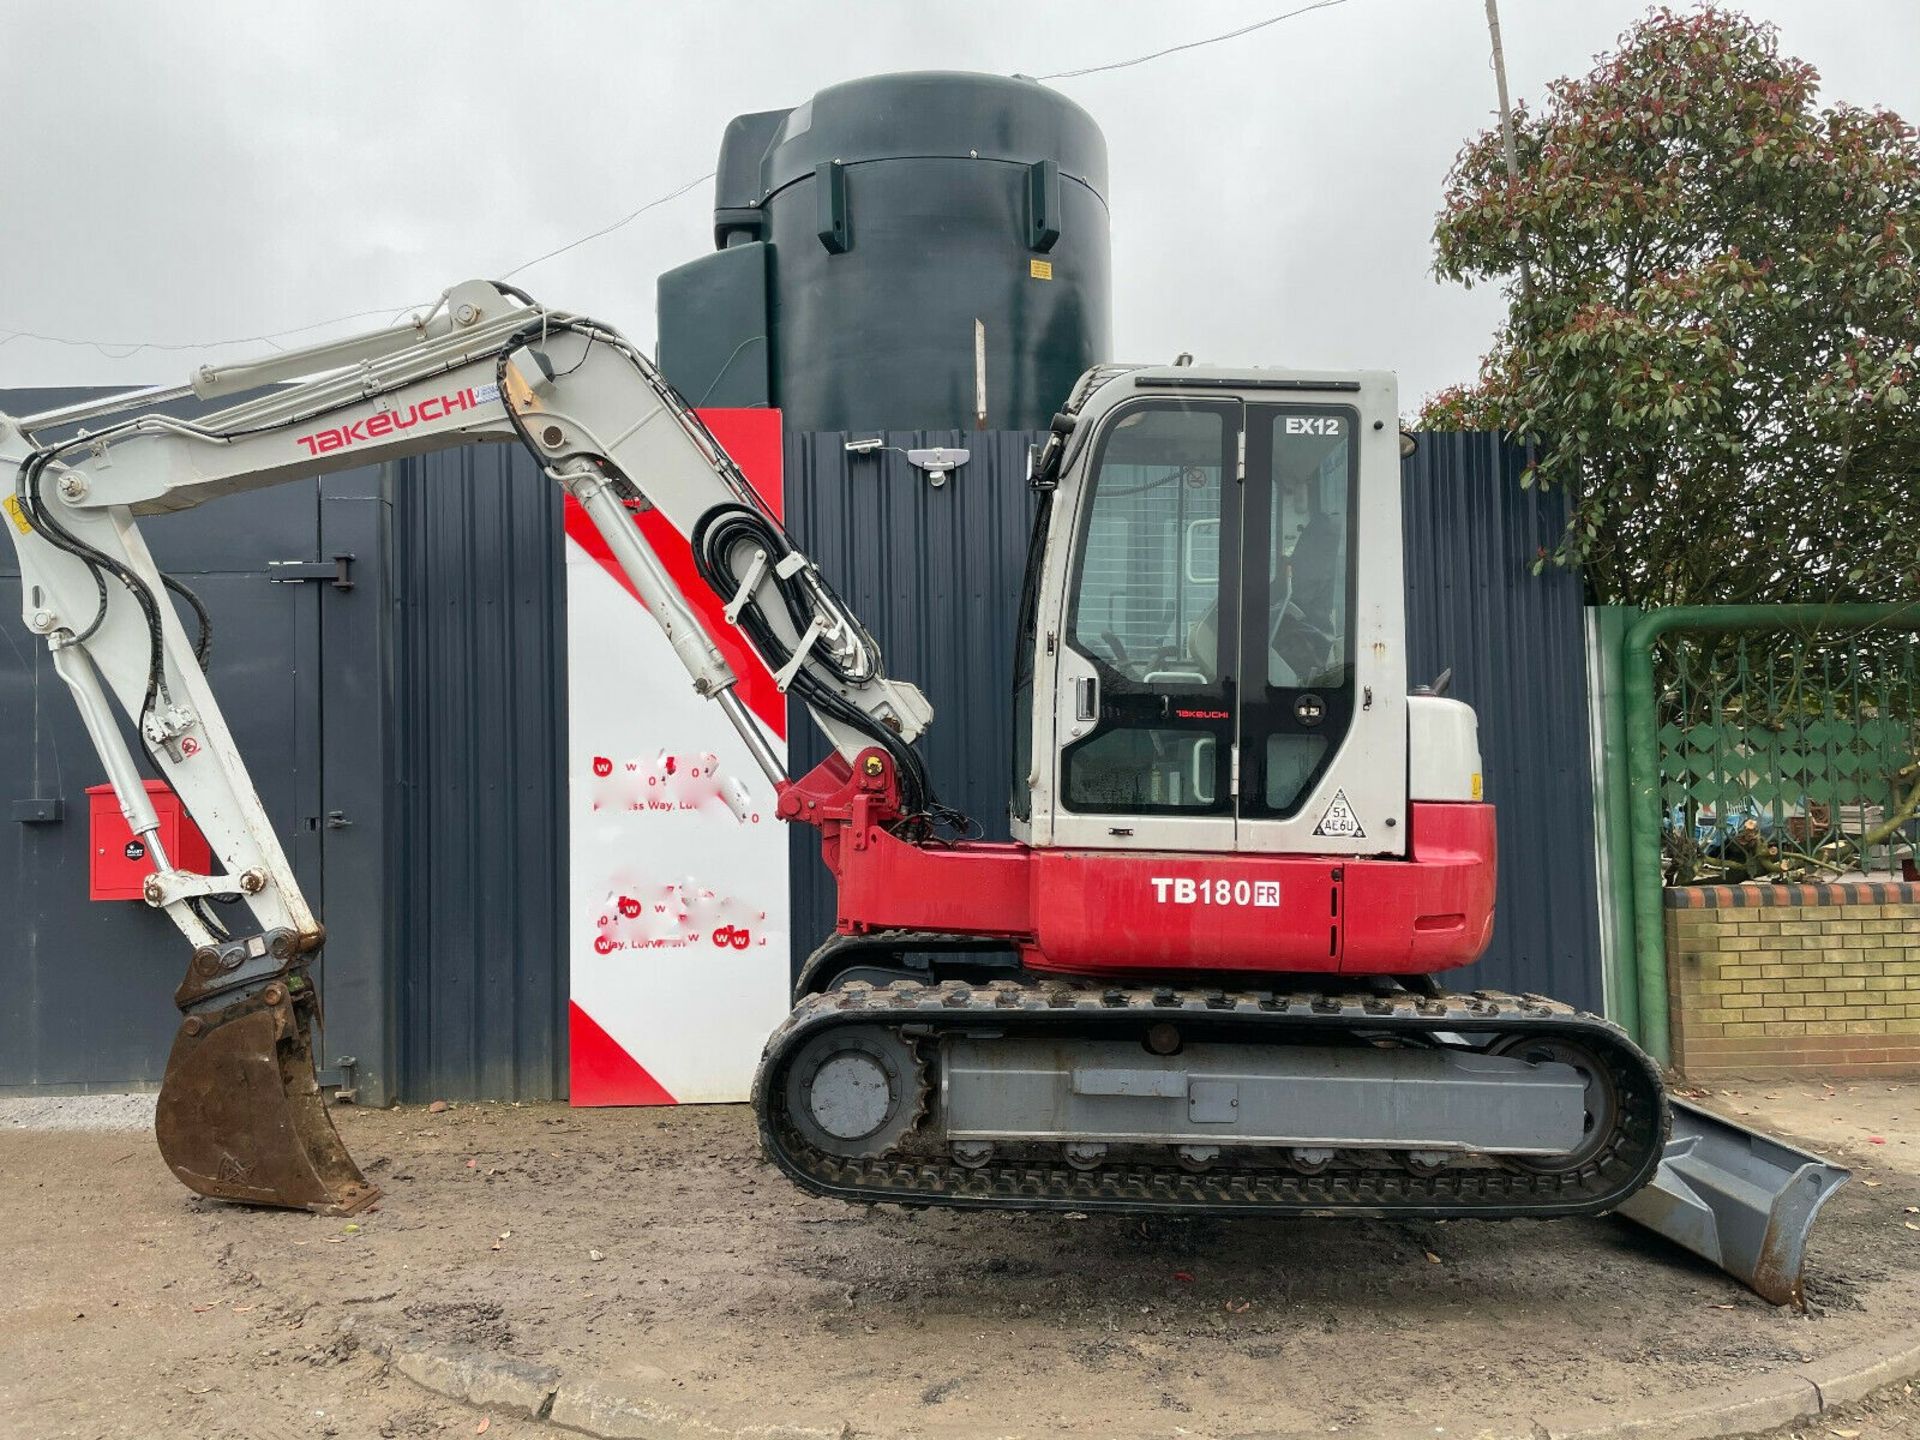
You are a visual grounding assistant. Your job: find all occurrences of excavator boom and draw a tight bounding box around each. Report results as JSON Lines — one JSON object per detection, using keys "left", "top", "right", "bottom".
{"left": 1, "top": 281, "right": 927, "bottom": 1211}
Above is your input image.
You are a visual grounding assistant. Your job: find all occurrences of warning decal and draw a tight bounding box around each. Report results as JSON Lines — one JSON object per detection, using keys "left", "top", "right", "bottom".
{"left": 1312, "top": 788, "right": 1366, "bottom": 839}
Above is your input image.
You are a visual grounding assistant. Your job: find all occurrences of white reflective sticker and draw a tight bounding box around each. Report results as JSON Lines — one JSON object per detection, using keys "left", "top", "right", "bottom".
{"left": 1312, "top": 788, "right": 1366, "bottom": 839}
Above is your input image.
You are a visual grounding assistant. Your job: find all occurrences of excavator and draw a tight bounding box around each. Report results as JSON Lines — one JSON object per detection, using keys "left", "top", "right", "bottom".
{"left": 0, "top": 281, "right": 1841, "bottom": 1292}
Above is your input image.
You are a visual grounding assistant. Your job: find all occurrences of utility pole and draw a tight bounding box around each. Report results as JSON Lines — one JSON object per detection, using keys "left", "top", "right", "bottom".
{"left": 1484, "top": 0, "right": 1536, "bottom": 311}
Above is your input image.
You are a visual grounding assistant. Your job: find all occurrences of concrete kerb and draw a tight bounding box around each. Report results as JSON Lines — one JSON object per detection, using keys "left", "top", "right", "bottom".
{"left": 344, "top": 1310, "right": 1920, "bottom": 1440}
{"left": 344, "top": 1313, "right": 848, "bottom": 1439}
{"left": 1531, "top": 1332, "right": 1920, "bottom": 1440}
{"left": 346, "top": 1317, "right": 560, "bottom": 1423}
{"left": 1533, "top": 1373, "right": 1819, "bottom": 1440}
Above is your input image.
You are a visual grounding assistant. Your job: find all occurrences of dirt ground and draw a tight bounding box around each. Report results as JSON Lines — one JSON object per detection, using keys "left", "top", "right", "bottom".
{"left": 5, "top": 1082, "right": 1920, "bottom": 1440}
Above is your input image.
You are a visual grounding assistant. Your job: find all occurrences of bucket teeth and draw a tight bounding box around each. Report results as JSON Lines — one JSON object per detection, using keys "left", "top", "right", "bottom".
{"left": 154, "top": 986, "right": 378, "bottom": 1216}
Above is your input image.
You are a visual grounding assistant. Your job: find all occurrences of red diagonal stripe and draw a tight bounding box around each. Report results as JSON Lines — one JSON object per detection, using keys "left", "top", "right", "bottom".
{"left": 568, "top": 1000, "right": 677, "bottom": 1107}
{"left": 561, "top": 408, "right": 786, "bottom": 741}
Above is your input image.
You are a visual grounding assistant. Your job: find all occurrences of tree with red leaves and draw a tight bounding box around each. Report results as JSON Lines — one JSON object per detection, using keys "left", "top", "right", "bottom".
{"left": 1423, "top": 6, "right": 1917, "bottom": 608}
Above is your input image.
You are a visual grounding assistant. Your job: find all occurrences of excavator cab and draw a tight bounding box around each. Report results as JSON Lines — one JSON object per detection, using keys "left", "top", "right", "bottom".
{"left": 1014, "top": 368, "right": 1412, "bottom": 863}
{"left": 987, "top": 366, "right": 1493, "bottom": 980}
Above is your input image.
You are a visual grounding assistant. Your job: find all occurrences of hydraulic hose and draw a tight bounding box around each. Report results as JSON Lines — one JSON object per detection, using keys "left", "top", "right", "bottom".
{"left": 689, "top": 503, "right": 937, "bottom": 820}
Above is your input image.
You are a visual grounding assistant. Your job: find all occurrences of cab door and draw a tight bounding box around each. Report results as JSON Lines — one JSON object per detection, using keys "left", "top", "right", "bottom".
{"left": 1037, "top": 380, "right": 1406, "bottom": 858}
{"left": 1234, "top": 395, "right": 1406, "bottom": 856}
{"left": 1045, "top": 396, "right": 1242, "bottom": 853}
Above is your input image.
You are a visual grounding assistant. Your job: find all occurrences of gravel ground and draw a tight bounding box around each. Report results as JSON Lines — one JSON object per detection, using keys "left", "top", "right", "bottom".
{"left": 3, "top": 1081, "right": 1919, "bottom": 1439}
{"left": 0, "top": 1091, "right": 157, "bottom": 1132}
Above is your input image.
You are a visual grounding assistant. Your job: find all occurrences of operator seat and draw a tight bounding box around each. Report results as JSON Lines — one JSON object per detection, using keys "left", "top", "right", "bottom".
{"left": 1185, "top": 568, "right": 1303, "bottom": 686}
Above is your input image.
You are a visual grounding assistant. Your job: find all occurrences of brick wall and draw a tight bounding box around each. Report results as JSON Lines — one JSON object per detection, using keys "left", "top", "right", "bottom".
{"left": 1667, "top": 882, "right": 1920, "bottom": 1078}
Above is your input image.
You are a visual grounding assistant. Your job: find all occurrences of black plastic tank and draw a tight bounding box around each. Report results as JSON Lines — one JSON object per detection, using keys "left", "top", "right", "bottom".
{"left": 657, "top": 71, "right": 1111, "bottom": 432}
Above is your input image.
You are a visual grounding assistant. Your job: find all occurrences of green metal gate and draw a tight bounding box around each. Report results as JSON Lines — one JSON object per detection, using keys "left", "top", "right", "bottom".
{"left": 1611, "top": 603, "right": 1920, "bottom": 1060}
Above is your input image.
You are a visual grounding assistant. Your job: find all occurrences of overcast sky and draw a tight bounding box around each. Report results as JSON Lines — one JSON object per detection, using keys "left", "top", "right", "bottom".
{"left": 1, "top": 1, "right": 1913, "bottom": 409}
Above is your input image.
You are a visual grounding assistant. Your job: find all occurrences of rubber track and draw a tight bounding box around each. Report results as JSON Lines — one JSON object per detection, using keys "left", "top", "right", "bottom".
{"left": 752, "top": 979, "right": 1670, "bottom": 1220}
{"left": 792, "top": 929, "right": 1013, "bottom": 1002}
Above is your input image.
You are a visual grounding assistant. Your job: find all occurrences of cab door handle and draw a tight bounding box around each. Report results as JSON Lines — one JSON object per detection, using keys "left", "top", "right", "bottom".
{"left": 1075, "top": 676, "right": 1097, "bottom": 721}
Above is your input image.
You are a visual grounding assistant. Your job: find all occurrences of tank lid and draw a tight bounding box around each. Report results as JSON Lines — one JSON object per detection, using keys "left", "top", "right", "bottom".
{"left": 711, "top": 71, "right": 1107, "bottom": 246}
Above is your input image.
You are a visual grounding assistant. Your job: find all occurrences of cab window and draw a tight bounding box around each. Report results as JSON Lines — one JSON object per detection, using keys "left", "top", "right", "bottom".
{"left": 1062, "top": 401, "right": 1235, "bottom": 814}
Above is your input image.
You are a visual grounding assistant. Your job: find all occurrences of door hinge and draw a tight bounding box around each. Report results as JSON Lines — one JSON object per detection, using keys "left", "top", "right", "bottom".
{"left": 1230, "top": 742, "right": 1242, "bottom": 796}
{"left": 269, "top": 554, "right": 355, "bottom": 591}
{"left": 315, "top": 1055, "right": 359, "bottom": 1103}
{"left": 1235, "top": 428, "right": 1246, "bottom": 482}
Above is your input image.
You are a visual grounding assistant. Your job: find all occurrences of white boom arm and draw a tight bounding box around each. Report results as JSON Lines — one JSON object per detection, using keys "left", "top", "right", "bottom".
{"left": 0, "top": 280, "right": 931, "bottom": 997}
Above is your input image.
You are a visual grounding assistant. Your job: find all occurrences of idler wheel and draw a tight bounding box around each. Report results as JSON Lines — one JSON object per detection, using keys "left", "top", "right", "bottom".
{"left": 783, "top": 1026, "right": 923, "bottom": 1160}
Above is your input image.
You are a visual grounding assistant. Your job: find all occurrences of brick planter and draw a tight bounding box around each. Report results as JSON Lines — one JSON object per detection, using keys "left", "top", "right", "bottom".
{"left": 1666, "top": 882, "right": 1920, "bottom": 1078}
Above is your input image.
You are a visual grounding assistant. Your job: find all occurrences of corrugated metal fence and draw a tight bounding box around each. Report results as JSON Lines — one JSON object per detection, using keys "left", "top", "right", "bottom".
{"left": 1401, "top": 435, "right": 1602, "bottom": 1010}
{"left": 785, "top": 429, "right": 1604, "bottom": 1012}
{"left": 391, "top": 444, "right": 570, "bottom": 1100}
{"left": 783, "top": 432, "right": 1040, "bottom": 950}
{"left": 1, "top": 396, "right": 1598, "bottom": 1102}
{"left": 0, "top": 384, "right": 569, "bottom": 1101}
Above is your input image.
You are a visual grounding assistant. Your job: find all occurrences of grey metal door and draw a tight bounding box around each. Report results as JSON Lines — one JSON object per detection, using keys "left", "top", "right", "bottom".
{"left": 0, "top": 443, "right": 389, "bottom": 1091}
{"left": 1, "top": 484, "right": 317, "bottom": 1089}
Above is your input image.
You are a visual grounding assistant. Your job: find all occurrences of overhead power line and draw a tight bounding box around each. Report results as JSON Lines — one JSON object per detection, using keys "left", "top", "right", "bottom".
{"left": 1036, "top": 0, "right": 1352, "bottom": 81}
{"left": 5, "top": 0, "right": 1360, "bottom": 363}
{"left": 0, "top": 170, "right": 715, "bottom": 363}
{"left": 499, "top": 170, "right": 714, "bottom": 280}
{"left": 0, "top": 305, "right": 422, "bottom": 361}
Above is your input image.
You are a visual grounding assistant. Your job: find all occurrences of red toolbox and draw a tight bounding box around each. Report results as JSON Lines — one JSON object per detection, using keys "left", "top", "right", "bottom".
{"left": 86, "top": 781, "right": 212, "bottom": 901}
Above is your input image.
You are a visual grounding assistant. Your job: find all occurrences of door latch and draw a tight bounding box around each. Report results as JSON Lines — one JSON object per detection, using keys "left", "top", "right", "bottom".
{"left": 269, "top": 555, "right": 355, "bottom": 591}
{"left": 325, "top": 810, "right": 353, "bottom": 829}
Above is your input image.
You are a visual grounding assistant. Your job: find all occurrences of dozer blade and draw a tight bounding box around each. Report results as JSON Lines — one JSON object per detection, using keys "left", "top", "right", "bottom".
{"left": 1617, "top": 1098, "right": 1848, "bottom": 1307}
{"left": 155, "top": 983, "right": 379, "bottom": 1215}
